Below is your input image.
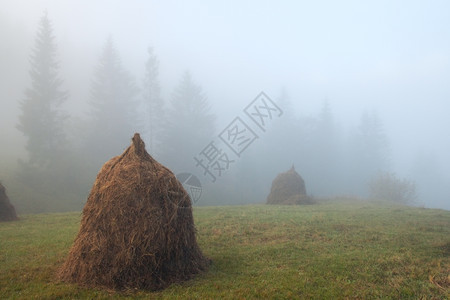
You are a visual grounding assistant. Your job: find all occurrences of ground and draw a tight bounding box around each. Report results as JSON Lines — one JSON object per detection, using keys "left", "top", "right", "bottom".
{"left": 0, "top": 199, "right": 449, "bottom": 299}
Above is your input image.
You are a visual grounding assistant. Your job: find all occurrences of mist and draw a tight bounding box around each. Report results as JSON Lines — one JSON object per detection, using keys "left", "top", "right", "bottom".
{"left": 1, "top": 1, "right": 449, "bottom": 212}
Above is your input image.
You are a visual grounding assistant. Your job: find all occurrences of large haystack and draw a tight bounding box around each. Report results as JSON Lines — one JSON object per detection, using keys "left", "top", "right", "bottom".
{"left": 0, "top": 182, "right": 17, "bottom": 221}
{"left": 266, "top": 166, "right": 312, "bottom": 205}
{"left": 59, "top": 133, "right": 209, "bottom": 290}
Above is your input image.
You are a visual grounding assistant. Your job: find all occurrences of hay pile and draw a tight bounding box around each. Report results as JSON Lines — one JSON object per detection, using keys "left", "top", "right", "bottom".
{"left": 59, "top": 133, "right": 209, "bottom": 290}
{"left": 266, "top": 166, "right": 313, "bottom": 205}
{"left": 0, "top": 182, "right": 17, "bottom": 221}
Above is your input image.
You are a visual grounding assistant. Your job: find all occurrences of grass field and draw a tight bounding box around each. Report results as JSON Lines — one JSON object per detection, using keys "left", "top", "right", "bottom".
{"left": 0, "top": 200, "right": 449, "bottom": 299}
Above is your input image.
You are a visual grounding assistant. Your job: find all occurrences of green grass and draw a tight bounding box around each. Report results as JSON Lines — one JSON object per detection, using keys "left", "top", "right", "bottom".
{"left": 1, "top": 200, "right": 449, "bottom": 299}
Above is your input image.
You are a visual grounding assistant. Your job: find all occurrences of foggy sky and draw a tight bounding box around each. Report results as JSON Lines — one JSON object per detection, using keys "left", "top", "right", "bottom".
{"left": 1, "top": 1, "right": 449, "bottom": 209}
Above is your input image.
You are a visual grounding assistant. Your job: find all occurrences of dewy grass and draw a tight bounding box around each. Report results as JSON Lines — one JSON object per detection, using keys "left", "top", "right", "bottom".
{"left": 0, "top": 200, "right": 449, "bottom": 299}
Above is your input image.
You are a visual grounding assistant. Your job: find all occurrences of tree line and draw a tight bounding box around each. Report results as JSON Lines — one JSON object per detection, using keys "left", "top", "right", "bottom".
{"left": 15, "top": 13, "right": 216, "bottom": 212}
{"left": 13, "top": 13, "right": 413, "bottom": 213}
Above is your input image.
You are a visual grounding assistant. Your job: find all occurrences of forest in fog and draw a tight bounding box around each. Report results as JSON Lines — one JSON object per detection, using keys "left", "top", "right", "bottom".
{"left": 1, "top": 2, "right": 449, "bottom": 212}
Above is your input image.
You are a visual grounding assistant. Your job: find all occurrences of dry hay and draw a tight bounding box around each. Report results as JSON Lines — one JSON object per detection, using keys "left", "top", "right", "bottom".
{"left": 266, "top": 166, "right": 313, "bottom": 205}
{"left": 0, "top": 182, "right": 18, "bottom": 221}
{"left": 59, "top": 133, "right": 209, "bottom": 290}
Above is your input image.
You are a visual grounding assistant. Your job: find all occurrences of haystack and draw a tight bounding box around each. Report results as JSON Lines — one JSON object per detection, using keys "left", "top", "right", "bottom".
{"left": 0, "top": 182, "right": 17, "bottom": 221}
{"left": 266, "top": 166, "right": 312, "bottom": 205}
{"left": 59, "top": 133, "right": 209, "bottom": 290}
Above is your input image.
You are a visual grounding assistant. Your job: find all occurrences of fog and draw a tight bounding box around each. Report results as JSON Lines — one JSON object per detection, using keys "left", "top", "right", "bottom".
{"left": 1, "top": 1, "right": 449, "bottom": 212}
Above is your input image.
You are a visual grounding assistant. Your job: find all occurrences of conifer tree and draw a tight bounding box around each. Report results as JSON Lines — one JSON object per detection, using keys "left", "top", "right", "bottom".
{"left": 17, "top": 12, "right": 68, "bottom": 167}
{"left": 142, "top": 47, "right": 164, "bottom": 154}
{"left": 85, "top": 37, "right": 139, "bottom": 164}
{"left": 160, "top": 71, "right": 215, "bottom": 172}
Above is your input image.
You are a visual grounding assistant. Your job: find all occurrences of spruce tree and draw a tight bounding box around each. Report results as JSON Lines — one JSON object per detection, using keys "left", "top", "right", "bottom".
{"left": 17, "top": 12, "right": 68, "bottom": 167}
{"left": 142, "top": 47, "right": 164, "bottom": 154}
{"left": 347, "top": 111, "right": 390, "bottom": 196}
{"left": 85, "top": 37, "right": 139, "bottom": 164}
{"left": 15, "top": 13, "right": 85, "bottom": 213}
{"left": 160, "top": 71, "right": 215, "bottom": 172}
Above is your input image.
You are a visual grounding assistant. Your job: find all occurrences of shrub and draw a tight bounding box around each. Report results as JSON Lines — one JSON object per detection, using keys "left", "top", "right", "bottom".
{"left": 369, "top": 172, "right": 417, "bottom": 204}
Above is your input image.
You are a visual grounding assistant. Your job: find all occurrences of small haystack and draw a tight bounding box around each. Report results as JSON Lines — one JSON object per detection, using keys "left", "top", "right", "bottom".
{"left": 0, "top": 182, "right": 18, "bottom": 221}
{"left": 266, "top": 165, "right": 312, "bottom": 205}
{"left": 59, "top": 133, "right": 209, "bottom": 290}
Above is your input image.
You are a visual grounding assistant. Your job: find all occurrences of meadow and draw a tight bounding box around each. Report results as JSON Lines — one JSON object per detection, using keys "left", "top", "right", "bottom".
{"left": 0, "top": 200, "right": 449, "bottom": 299}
